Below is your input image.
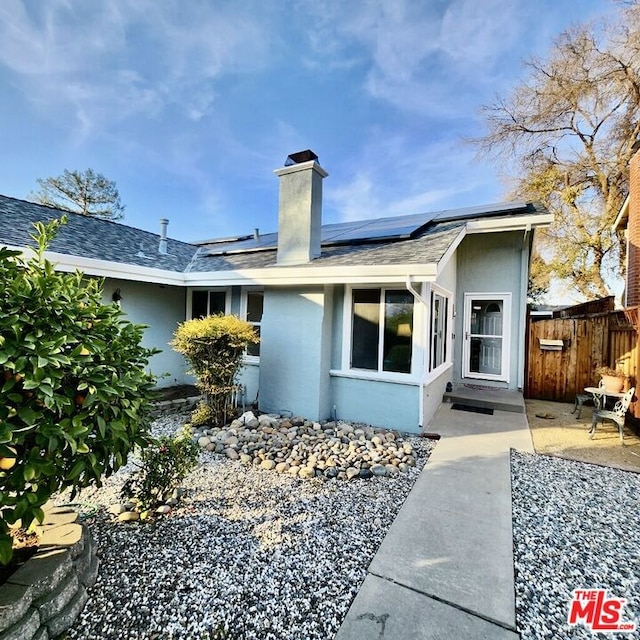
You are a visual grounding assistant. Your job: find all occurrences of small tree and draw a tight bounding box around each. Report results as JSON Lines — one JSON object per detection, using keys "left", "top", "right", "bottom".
{"left": 120, "top": 427, "right": 200, "bottom": 513}
{"left": 0, "top": 218, "right": 157, "bottom": 563}
{"left": 171, "top": 315, "right": 257, "bottom": 425}
{"left": 30, "top": 168, "right": 125, "bottom": 220}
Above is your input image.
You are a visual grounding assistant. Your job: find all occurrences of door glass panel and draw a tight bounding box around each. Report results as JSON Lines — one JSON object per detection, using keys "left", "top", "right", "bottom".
{"left": 469, "top": 299, "right": 503, "bottom": 375}
{"left": 470, "top": 337, "right": 503, "bottom": 374}
{"left": 470, "top": 300, "right": 502, "bottom": 335}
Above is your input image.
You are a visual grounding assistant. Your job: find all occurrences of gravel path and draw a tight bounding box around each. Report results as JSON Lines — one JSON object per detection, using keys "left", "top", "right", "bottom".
{"left": 59, "top": 413, "right": 435, "bottom": 640}
{"left": 511, "top": 451, "right": 640, "bottom": 640}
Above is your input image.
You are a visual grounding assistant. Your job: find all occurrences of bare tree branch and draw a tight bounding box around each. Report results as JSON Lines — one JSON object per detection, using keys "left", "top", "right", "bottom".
{"left": 472, "top": 4, "right": 640, "bottom": 299}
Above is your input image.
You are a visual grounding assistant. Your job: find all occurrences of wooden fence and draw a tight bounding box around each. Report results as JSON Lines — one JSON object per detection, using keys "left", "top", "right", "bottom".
{"left": 525, "top": 312, "right": 638, "bottom": 404}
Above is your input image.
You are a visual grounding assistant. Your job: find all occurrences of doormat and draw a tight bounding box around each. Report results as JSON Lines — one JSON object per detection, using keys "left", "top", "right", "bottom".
{"left": 451, "top": 403, "right": 494, "bottom": 415}
{"left": 463, "top": 383, "right": 503, "bottom": 391}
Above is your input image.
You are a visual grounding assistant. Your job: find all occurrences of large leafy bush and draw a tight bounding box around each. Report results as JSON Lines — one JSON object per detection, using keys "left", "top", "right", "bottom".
{"left": 0, "top": 218, "right": 157, "bottom": 563}
{"left": 171, "top": 315, "right": 257, "bottom": 425}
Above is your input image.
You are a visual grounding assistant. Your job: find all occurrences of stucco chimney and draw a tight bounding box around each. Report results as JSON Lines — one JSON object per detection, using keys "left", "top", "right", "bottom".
{"left": 159, "top": 218, "right": 169, "bottom": 255}
{"left": 274, "top": 150, "right": 328, "bottom": 265}
{"left": 627, "top": 149, "right": 640, "bottom": 306}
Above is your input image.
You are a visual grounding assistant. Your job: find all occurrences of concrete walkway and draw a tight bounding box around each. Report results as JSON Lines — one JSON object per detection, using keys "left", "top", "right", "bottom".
{"left": 335, "top": 398, "right": 533, "bottom": 639}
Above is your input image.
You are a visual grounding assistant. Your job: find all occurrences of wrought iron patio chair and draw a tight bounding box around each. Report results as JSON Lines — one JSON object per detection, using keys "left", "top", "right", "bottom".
{"left": 573, "top": 379, "right": 605, "bottom": 419}
{"left": 589, "top": 386, "right": 635, "bottom": 444}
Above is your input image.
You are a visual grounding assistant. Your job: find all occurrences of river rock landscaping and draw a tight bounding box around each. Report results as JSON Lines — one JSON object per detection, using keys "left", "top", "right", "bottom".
{"left": 193, "top": 410, "right": 419, "bottom": 480}
{"left": 57, "top": 411, "right": 435, "bottom": 640}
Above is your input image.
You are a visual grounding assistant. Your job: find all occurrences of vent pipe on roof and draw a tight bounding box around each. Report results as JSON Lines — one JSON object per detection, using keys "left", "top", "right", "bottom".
{"left": 254, "top": 228, "right": 260, "bottom": 241}
{"left": 159, "top": 218, "right": 169, "bottom": 255}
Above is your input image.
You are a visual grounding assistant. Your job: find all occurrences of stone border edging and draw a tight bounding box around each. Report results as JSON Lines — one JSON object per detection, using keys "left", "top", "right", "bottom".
{"left": 150, "top": 395, "right": 202, "bottom": 414}
{"left": 0, "top": 506, "right": 99, "bottom": 640}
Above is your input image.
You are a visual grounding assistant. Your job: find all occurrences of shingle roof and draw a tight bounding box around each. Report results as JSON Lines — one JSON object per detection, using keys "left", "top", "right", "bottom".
{"left": 186, "top": 220, "right": 465, "bottom": 272}
{"left": 0, "top": 194, "right": 549, "bottom": 276}
{"left": 0, "top": 195, "right": 198, "bottom": 272}
{"left": 187, "top": 201, "right": 548, "bottom": 272}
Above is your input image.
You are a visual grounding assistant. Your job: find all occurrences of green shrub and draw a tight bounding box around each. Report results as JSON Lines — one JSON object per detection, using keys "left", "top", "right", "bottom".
{"left": 120, "top": 427, "right": 200, "bottom": 511}
{"left": 171, "top": 315, "right": 257, "bottom": 425}
{"left": 190, "top": 401, "right": 216, "bottom": 427}
{"left": 0, "top": 218, "right": 158, "bottom": 563}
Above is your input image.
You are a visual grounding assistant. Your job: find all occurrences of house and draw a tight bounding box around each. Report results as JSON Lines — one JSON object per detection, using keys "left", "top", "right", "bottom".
{"left": 612, "top": 144, "right": 640, "bottom": 420}
{"left": 614, "top": 143, "right": 640, "bottom": 309}
{"left": 0, "top": 151, "right": 552, "bottom": 432}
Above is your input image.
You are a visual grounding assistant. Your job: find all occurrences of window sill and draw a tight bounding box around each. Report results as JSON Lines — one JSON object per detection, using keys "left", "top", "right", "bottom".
{"left": 329, "top": 369, "right": 421, "bottom": 386}
{"left": 242, "top": 357, "right": 260, "bottom": 366}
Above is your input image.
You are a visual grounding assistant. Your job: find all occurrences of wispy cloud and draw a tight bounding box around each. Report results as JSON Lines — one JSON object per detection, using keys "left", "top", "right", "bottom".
{"left": 0, "top": 0, "right": 272, "bottom": 137}
{"left": 293, "top": 0, "right": 524, "bottom": 115}
{"left": 0, "top": 0, "right": 611, "bottom": 245}
{"left": 326, "top": 135, "right": 498, "bottom": 223}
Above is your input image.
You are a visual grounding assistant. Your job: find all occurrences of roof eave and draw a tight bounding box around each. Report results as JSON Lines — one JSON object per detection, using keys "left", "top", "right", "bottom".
{"left": 613, "top": 195, "right": 629, "bottom": 231}
{"left": 184, "top": 263, "right": 439, "bottom": 287}
{"left": 465, "top": 213, "right": 554, "bottom": 233}
{"left": 38, "top": 249, "right": 185, "bottom": 285}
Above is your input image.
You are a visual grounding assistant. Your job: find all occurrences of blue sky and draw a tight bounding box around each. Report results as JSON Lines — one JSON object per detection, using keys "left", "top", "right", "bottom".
{"left": 0, "top": 0, "right": 614, "bottom": 243}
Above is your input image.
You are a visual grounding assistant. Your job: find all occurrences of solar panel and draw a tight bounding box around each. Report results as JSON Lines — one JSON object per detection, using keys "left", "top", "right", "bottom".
{"left": 433, "top": 201, "right": 528, "bottom": 223}
{"left": 321, "top": 211, "right": 439, "bottom": 245}
{"left": 199, "top": 201, "right": 531, "bottom": 256}
{"left": 203, "top": 232, "right": 278, "bottom": 256}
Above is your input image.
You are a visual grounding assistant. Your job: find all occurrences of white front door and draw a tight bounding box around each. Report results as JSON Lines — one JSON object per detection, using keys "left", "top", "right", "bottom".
{"left": 463, "top": 293, "right": 511, "bottom": 382}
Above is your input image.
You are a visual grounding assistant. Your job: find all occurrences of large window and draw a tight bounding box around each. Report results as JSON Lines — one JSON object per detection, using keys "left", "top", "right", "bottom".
{"left": 244, "top": 290, "right": 264, "bottom": 358}
{"left": 190, "top": 289, "right": 229, "bottom": 319}
{"left": 351, "top": 288, "right": 414, "bottom": 374}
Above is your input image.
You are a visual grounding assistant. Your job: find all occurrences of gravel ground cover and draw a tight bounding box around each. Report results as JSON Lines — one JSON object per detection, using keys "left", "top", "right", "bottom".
{"left": 59, "top": 412, "right": 435, "bottom": 640}
{"left": 511, "top": 451, "right": 640, "bottom": 640}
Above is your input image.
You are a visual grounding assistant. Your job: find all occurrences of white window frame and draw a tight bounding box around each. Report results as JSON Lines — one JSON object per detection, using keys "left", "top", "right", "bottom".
{"left": 340, "top": 285, "right": 419, "bottom": 382}
{"left": 425, "top": 282, "right": 453, "bottom": 376}
{"left": 240, "top": 288, "right": 264, "bottom": 363}
{"left": 187, "top": 287, "right": 231, "bottom": 319}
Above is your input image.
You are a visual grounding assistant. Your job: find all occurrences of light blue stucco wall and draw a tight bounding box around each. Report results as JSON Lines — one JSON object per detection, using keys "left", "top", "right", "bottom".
{"left": 453, "top": 231, "right": 528, "bottom": 388}
{"left": 421, "top": 367, "right": 451, "bottom": 428}
{"left": 331, "top": 376, "right": 420, "bottom": 432}
{"left": 103, "top": 278, "right": 189, "bottom": 387}
{"left": 237, "top": 363, "right": 259, "bottom": 407}
{"left": 436, "top": 251, "right": 457, "bottom": 295}
{"left": 258, "top": 286, "right": 333, "bottom": 419}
